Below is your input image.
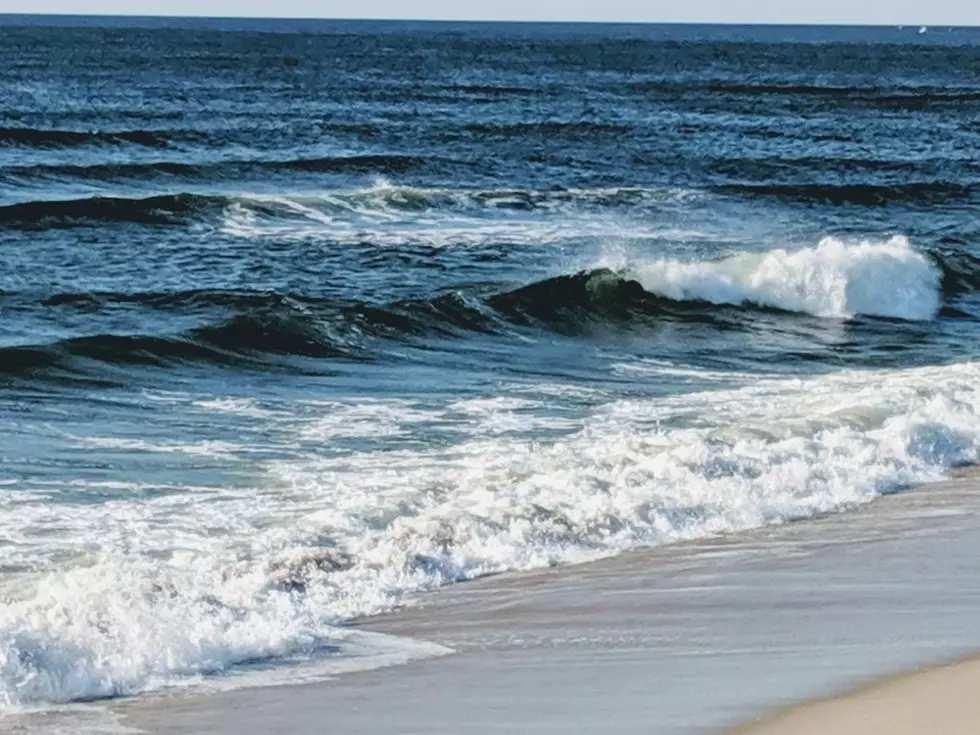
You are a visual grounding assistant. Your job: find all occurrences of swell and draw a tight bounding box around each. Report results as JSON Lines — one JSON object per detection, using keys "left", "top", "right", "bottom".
{"left": 0, "top": 186, "right": 667, "bottom": 230}
{"left": 704, "top": 84, "right": 980, "bottom": 104}
{"left": 0, "top": 154, "right": 429, "bottom": 185}
{"left": 0, "top": 125, "right": 197, "bottom": 148}
{"left": 715, "top": 181, "right": 975, "bottom": 206}
{"left": 0, "top": 292, "right": 499, "bottom": 382}
{"left": 4, "top": 245, "right": 977, "bottom": 383}
{"left": 0, "top": 310, "right": 358, "bottom": 383}
{"left": 0, "top": 276, "right": 703, "bottom": 383}
{"left": 705, "top": 156, "right": 966, "bottom": 179}
{"left": 0, "top": 194, "right": 224, "bottom": 228}
{"left": 627, "top": 81, "right": 980, "bottom": 107}
{"left": 938, "top": 251, "right": 980, "bottom": 298}
{"left": 460, "top": 121, "right": 632, "bottom": 138}
{"left": 267, "top": 154, "right": 426, "bottom": 173}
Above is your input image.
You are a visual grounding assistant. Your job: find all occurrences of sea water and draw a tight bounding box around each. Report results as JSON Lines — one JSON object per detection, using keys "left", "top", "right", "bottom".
{"left": 2, "top": 17, "right": 980, "bottom": 709}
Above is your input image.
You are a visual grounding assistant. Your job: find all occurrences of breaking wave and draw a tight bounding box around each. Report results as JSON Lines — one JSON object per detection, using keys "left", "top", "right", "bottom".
{"left": 2, "top": 359, "right": 979, "bottom": 706}
{"left": 0, "top": 185, "right": 695, "bottom": 230}
{"left": 1, "top": 236, "right": 970, "bottom": 383}
{"left": 630, "top": 236, "right": 943, "bottom": 321}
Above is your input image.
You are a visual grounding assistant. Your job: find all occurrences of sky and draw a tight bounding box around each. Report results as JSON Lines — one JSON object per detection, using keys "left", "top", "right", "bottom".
{"left": 0, "top": 0, "right": 978, "bottom": 26}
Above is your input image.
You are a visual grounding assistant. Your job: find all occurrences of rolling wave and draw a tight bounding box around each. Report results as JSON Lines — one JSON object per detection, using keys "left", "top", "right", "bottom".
{"left": 2, "top": 179, "right": 972, "bottom": 234}
{"left": 0, "top": 125, "right": 192, "bottom": 148}
{"left": 938, "top": 251, "right": 980, "bottom": 297}
{"left": 715, "top": 182, "right": 975, "bottom": 206}
{"left": 0, "top": 275, "right": 741, "bottom": 383}
{"left": 0, "top": 154, "right": 430, "bottom": 187}
{"left": 460, "top": 121, "right": 632, "bottom": 137}
{"left": 491, "top": 237, "right": 951, "bottom": 326}
{"left": 0, "top": 293, "right": 497, "bottom": 382}
{"left": 0, "top": 309, "right": 361, "bottom": 382}
{"left": 0, "top": 193, "right": 223, "bottom": 228}
{"left": 0, "top": 186, "right": 685, "bottom": 230}
{"left": 3, "top": 236, "right": 972, "bottom": 384}
{"left": 628, "top": 81, "right": 980, "bottom": 108}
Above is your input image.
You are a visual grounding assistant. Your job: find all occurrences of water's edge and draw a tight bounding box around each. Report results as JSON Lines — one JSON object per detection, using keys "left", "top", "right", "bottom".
{"left": 87, "top": 470, "right": 980, "bottom": 735}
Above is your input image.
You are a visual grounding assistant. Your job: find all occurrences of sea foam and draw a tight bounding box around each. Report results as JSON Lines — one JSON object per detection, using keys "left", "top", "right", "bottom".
{"left": 632, "top": 235, "right": 941, "bottom": 320}
{"left": 2, "top": 360, "right": 980, "bottom": 709}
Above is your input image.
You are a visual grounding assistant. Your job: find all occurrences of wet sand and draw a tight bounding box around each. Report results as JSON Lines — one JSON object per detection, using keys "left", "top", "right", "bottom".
{"left": 737, "top": 655, "right": 980, "bottom": 734}
{"left": 71, "top": 474, "right": 980, "bottom": 733}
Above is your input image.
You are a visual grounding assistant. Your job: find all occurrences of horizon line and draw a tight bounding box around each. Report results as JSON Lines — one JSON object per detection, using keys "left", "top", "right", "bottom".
{"left": 0, "top": 13, "right": 972, "bottom": 29}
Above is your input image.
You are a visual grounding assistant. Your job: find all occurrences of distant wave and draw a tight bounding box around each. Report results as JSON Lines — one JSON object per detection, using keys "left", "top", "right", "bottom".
{"left": 2, "top": 161, "right": 203, "bottom": 180}
{"left": 716, "top": 182, "right": 974, "bottom": 206}
{"left": 0, "top": 186, "right": 687, "bottom": 230}
{"left": 460, "top": 121, "right": 632, "bottom": 137}
{"left": 0, "top": 154, "right": 431, "bottom": 186}
{"left": 3, "top": 180, "right": 971, "bottom": 234}
{"left": 0, "top": 125, "right": 194, "bottom": 148}
{"left": 447, "top": 83, "right": 538, "bottom": 96}
{"left": 0, "top": 194, "right": 223, "bottom": 228}
{"left": 268, "top": 154, "right": 426, "bottom": 173}
{"left": 706, "top": 156, "right": 942, "bottom": 178}
{"left": 628, "top": 80, "right": 980, "bottom": 106}
{"left": 706, "top": 83, "right": 980, "bottom": 103}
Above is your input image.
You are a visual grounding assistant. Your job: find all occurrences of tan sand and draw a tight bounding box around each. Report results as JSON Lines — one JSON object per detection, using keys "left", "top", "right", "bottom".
{"left": 736, "top": 656, "right": 980, "bottom": 735}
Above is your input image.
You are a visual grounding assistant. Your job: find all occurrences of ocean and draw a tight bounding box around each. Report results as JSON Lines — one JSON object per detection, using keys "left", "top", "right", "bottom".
{"left": 2, "top": 15, "right": 980, "bottom": 713}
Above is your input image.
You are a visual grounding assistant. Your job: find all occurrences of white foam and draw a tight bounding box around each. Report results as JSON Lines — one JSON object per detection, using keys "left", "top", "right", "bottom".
{"left": 631, "top": 235, "right": 941, "bottom": 320}
{"left": 218, "top": 185, "right": 707, "bottom": 248}
{"left": 3, "top": 361, "right": 980, "bottom": 709}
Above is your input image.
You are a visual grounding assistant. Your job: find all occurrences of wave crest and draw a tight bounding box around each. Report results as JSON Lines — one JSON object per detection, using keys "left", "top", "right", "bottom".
{"left": 631, "top": 236, "right": 942, "bottom": 321}
{"left": 0, "top": 236, "right": 963, "bottom": 385}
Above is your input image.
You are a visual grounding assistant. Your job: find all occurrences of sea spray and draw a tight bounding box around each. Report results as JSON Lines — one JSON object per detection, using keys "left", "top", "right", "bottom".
{"left": 632, "top": 236, "right": 941, "bottom": 321}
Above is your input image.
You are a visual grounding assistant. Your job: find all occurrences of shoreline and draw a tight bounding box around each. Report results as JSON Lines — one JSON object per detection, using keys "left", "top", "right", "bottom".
{"left": 734, "top": 465, "right": 980, "bottom": 734}
{"left": 5, "top": 471, "right": 978, "bottom": 733}
{"left": 95, "top": 471, "right": 980, "bottom": 735}
{"left": 735, "top": 655, "right": 980, "bottom": 734}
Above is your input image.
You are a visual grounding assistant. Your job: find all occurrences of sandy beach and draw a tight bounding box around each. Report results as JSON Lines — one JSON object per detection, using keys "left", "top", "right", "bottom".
{"left": 738, "top": 655, "right": 980, "bottom": 734}
{"left": 50, "top": 472, "right": 972, "bottom": 735}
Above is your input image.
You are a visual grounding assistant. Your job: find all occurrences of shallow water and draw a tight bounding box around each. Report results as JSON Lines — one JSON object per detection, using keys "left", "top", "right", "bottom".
{"left": 2, "top": 17, "right": 980, "bottom": 709}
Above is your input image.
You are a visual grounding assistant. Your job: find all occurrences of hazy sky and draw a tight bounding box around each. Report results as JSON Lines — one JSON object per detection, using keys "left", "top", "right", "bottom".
{"left": 0, "top": 0, "right": 978, "bottom": 26}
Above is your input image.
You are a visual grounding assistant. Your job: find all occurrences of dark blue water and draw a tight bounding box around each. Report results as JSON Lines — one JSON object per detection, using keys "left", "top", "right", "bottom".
{"left": 3, "top": 17, "right": 980, "bottom": 709}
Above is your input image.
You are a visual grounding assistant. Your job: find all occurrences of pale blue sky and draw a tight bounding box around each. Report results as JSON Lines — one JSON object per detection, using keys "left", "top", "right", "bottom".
{"left": 0, "top": 0, "right": 977, "bottom": 25}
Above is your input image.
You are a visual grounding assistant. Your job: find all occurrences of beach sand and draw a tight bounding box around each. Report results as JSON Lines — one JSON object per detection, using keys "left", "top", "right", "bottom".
{"left": 0, "top": 472, "right": 949, "bottom": 734}
{"left": 736, "top": 656, "right": 980, "bottom": 734}
{"left": 737, "top": 472, "right": 980, "bottom": 734}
